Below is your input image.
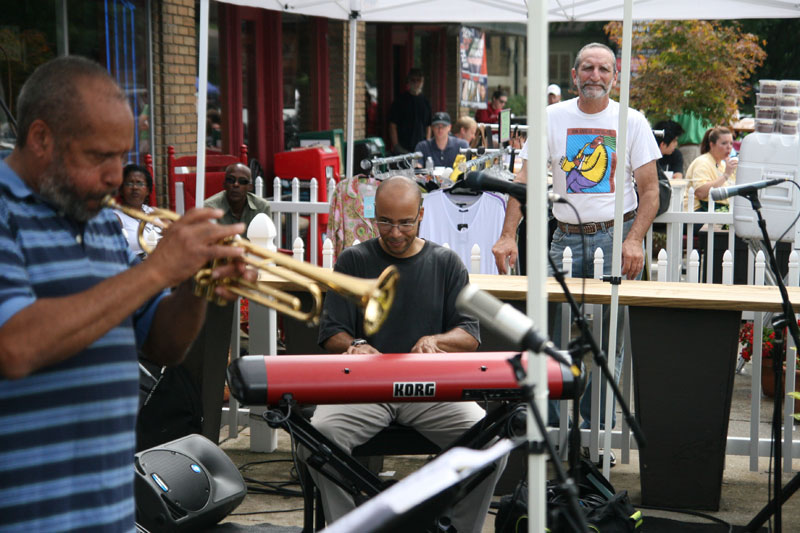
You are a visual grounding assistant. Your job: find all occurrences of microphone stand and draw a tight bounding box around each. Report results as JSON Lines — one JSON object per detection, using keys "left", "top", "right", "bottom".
{"left": 546, "top": 252, "right": 647, "bottom": 474}
{"left": 506, "top": 353, "right": 589, "bottom": 532}
{"left": 742, "top": 191, "right": 800, "bottom": 533}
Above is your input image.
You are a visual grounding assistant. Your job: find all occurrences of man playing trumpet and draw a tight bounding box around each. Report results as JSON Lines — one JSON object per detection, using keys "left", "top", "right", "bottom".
{"left": 0, "top": 56, "right": 252, "bottom": 531}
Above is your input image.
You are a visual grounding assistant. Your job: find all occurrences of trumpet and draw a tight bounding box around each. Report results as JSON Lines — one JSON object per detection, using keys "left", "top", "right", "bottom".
{"left": 104, "top": 197, "right": 397, "bottom": 335}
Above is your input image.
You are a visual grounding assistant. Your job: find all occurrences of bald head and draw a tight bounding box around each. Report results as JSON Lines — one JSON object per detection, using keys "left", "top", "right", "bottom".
{"left": 375, "top": 175, "right": 422, "bottom": 206}
{"left": 16, "top": 56, "right": 127, "bottom": 149}
{"left": 225, "top": 163, "right": 251, "bottom": 178}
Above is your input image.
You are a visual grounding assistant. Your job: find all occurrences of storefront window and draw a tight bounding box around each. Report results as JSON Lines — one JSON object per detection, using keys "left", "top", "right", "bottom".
{"left": 69, "top": 0, "right": 152, "bottom": 163}
{"left": 0, "top": 0, "right": 59, "bottom": 149}
{"left": 0, "top": 1, "right": 152, "bottom": 162}
{"left": 282, "top": 14, "right": 312, "bottom": 149}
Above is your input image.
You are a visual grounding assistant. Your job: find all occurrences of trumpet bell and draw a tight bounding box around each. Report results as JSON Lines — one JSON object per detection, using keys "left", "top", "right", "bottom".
{"left": 363, "top": 266, "right": 398, "bottom": 336}
{"left": 101, "top": 196, "right": 397, "bottom": 334}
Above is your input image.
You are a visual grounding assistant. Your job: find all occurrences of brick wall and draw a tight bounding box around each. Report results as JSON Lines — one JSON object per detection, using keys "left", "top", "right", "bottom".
{"left": 151, "top": 0, "right": 197, "bottom": 206}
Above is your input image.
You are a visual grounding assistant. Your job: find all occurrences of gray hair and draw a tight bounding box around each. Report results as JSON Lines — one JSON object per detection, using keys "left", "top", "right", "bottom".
{"left": 16, "top": 56, "right": 125, "bottom": 148}
{"left": 573, "top": 43, "right": 617, "bottom": 74}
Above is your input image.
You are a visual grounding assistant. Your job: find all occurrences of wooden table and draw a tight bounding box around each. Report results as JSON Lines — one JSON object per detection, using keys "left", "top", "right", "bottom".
{"left": 467, "top": 275, "right": 799, "bottom": 510}
{"left": 260, "top": 272, "right": 800, "bottom": 311}
{"left": 467, "top": 274, "right": 800, "bottom": 311}
{"left": 256, "top": 274, "right": 799, "bottom": 510}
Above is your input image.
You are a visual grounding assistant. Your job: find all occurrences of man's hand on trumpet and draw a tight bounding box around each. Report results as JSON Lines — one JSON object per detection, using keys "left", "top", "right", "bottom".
{"left": 143, "top": 207, "right": 256, "bottom": 301}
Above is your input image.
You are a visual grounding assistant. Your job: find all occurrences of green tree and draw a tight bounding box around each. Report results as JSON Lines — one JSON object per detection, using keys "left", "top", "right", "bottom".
{"left": 604, "top": 21, "right": 766, "bottom": 125}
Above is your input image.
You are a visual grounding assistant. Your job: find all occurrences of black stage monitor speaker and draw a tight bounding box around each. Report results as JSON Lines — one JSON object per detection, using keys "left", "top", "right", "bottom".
{"left": 134, "top": 434, "right": 246, "bottom": 532}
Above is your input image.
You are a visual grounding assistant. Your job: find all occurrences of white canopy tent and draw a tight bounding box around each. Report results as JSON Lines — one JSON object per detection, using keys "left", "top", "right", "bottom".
{"left": 194, "top": 1, "right": 800, "bottom": 530}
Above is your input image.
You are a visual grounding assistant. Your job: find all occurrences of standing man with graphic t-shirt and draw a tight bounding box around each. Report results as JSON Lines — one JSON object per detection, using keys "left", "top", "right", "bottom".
{"left": 388, "top": 68, "right": 432, "bottom": 154}
{"left": 491, "top": 43, "right": 661, "bottom": 463}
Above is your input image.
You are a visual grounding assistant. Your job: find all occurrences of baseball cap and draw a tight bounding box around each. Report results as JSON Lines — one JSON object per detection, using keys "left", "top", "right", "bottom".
{"left": 547, "top": 84, "right": 561, "bottom": 96}
{"left": 431, "top": 112, "right": 451, "bottom": 126}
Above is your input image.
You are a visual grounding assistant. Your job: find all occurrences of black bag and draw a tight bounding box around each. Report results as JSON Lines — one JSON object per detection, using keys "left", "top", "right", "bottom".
{"left": 495, "top": 459, "right": 643, "bottom": 533}
{"left": 137, "top": 359, "right": 203, "bottom": 451}
{"left": 656, "top": 165, "right": 672, "bottom": 216}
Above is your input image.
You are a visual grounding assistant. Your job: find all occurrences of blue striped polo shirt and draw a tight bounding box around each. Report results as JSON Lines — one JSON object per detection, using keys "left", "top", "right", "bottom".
{"left": 0, "top": 159, "right": 164, "bottom": 532}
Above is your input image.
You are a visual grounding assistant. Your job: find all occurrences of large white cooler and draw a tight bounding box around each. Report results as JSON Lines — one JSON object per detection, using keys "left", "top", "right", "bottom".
{"left": 733, "top": 132, "right": 800, "bottom": 242}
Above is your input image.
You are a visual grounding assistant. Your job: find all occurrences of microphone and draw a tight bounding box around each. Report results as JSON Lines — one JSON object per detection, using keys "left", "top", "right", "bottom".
{"left": 456, "top": 284, "right": 580, "bottom": 376}
{"left": 462, "top": 171, "right": 566, "bottom": 204}
{"left": 709, "top": 178, "right": 787, "bottom": 201}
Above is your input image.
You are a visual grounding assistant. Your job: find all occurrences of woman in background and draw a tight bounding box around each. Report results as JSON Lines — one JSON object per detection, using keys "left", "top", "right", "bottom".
{"left": 685, "top": 126, "right": 738, "bottom": 212}
{"left": 115, "top": 163, "right": 161, "bottom": 257}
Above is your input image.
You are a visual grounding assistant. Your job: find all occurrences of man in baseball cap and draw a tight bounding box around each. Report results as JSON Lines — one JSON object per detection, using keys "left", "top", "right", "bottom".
{"left": 547, "top": 83, "right": 562, "bottom": 105}
{"left": 414, "top": 111, "right": 468, "bottom": 168}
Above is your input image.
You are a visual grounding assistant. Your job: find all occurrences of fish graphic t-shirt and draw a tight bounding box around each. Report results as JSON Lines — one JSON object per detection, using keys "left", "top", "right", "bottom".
{"left": 535, "top": 98, "right": 661, "bottom": 224}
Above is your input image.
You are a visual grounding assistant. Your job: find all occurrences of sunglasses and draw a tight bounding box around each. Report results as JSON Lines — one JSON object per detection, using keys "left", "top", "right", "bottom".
{"left": 225, "top": 176, "right": 251, "bottom": 186}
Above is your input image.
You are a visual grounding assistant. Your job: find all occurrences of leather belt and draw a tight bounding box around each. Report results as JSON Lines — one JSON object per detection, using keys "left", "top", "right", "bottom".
{"left": 557, "top": 210, "right": 636, "bottom": 235}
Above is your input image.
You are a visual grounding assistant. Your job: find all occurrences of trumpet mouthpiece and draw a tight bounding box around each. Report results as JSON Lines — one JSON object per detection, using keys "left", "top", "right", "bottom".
{"left": 101, "top": 195, "right": 118, "bottom": 208}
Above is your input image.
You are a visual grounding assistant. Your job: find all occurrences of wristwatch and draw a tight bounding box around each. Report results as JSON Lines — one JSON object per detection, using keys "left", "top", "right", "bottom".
{"left": 350, "top": 338, "right": 368, "bottom": 347}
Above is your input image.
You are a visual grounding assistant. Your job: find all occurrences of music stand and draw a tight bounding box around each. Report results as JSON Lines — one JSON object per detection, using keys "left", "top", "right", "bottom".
{"left": 321, "top": 439, "right": 519, "bottom": 533}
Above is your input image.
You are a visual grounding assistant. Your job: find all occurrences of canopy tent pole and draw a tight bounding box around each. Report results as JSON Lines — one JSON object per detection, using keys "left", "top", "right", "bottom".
{"left": 195, "top": 0, "right": 209, "bottom": 207}
{"left": 525, "top": 1, "right": 549, "bottom": 531}
{"left": 601, "top": 0, "right": 633, "bottom": 479}
{"left": 345, "top": 3, "right": 362, "bottom": 180}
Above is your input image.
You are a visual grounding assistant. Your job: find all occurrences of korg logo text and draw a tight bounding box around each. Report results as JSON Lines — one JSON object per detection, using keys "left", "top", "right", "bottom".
{"left": 393, "top": 382, "right": 436, "bottom": 398}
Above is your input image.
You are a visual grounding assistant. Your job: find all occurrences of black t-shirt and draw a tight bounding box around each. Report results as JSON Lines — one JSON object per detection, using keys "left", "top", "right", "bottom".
{"left": 658, "top": 149, "right": 684, "bottom": 175}
{"left": 389, "top": 91, "right": 432, "bottom": 152}
{"left": 318, "top": 238, "right": 480, "bottom": 353}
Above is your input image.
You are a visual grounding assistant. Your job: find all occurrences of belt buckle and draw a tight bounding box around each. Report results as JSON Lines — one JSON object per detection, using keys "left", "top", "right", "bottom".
{"left": 584, "top": 222, "right": 599, "bottom": 234}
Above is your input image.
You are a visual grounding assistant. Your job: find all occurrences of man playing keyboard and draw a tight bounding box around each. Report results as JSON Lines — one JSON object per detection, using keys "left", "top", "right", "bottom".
{"left": 301, "top": 175, "right": 504, "bottom": 532}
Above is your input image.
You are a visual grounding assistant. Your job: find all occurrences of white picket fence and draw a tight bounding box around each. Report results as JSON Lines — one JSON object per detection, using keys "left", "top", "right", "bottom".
{"left": 224, "top": 176, "right": 799, "bottom": 470}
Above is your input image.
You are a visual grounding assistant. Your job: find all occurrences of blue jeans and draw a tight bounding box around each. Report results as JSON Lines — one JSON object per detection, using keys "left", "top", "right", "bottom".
{"left": 547, "top": 217, "right": 638, "bottom": 430}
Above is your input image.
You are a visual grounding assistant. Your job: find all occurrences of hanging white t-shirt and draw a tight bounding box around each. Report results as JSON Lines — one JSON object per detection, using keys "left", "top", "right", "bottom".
{"left": 419, "top": 190, "right": 506, "bottom": 275}
{"left": 520, "top": 98, "right": 661, "bottom": 224}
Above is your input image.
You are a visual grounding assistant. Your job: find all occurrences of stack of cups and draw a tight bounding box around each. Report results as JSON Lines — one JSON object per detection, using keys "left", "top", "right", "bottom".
{"left": 755, "top": 79, "right": 800, "bottom": 135}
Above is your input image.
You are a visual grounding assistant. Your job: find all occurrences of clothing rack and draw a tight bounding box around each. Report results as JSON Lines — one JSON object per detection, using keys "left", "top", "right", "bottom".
{"left": 457, "top": 147, "right": 509, "bottom": 173}
{"left": 360, "top": 152, "right": 423, "bottom": 173}
{"left": 477, "top": 123, "right": 529, "bottom": 132}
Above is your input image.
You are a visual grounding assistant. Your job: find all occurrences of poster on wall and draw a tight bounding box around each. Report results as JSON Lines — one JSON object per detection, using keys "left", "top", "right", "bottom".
{"left": 459, "top": 26, "right": 488, "bottom": 109}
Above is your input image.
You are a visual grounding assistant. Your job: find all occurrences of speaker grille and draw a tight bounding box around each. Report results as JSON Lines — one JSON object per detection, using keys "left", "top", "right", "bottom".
{"left": 138, "top": 450, "right": 210, "bottom": 512}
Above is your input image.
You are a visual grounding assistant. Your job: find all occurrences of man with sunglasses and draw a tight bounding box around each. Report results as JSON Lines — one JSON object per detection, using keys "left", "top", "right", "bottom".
{"left": 302, "top": 176, "right": 505, "bottom": 532}
{"left": 186, "top": 162, "right": 270, "bottom": 443}
{"left": 204, "top": 162, "right": 270, "bottom": 236}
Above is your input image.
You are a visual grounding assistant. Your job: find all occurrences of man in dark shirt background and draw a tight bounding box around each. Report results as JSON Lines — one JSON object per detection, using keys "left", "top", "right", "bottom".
{"left": 653, "top": 119, "right": 685, "bottom": 179}
{"left": 389, "top": 68, "right": 432, "bottom": 154}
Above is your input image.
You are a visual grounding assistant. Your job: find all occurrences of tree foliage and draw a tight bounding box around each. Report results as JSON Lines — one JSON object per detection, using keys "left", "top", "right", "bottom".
{"left": 604, "top": 21, "right": 766, "bottom": 125}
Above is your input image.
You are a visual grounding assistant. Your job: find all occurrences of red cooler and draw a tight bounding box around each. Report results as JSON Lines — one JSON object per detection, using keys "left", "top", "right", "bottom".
{"left": 273, "top": 146, "right": 341, "bottom": 264}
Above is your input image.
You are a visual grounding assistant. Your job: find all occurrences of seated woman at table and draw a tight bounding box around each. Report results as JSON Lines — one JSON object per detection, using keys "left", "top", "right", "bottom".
{"left": 115, "top": 163, "right": 161, "bottom": 257}
{"left": 685, "top": 126, "right": 738, "bottom": 212}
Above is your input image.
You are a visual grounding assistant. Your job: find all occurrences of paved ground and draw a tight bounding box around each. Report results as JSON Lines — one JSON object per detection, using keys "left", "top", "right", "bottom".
{"left": 215, "top": 366, "right": 800, "bottom": 531}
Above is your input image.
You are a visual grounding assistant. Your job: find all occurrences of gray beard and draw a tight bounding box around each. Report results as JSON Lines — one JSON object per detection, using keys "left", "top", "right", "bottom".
{"left": 38, "top": 165, "right": 106, "bottom": 222}
{"left": 579, "top": 82, "right": 610, "bottom": 100}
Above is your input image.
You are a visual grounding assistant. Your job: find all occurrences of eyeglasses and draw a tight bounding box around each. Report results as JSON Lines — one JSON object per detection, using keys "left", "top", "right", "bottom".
{"left": 376, "top": 213, "right": 420, "bottom": 233}
{"left": 124, "top": 181, "right": 148, "bottom": 189}
{"left": 225, "top": 176, "right": 251, "bottom": 186}
{"left": 498, "top": 99, "right": 508, "bottom": 105}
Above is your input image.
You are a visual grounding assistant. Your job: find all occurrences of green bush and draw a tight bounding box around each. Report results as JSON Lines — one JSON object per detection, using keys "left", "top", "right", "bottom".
{"left": 507, "top": 94, "right": 527, "bottom": 118}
